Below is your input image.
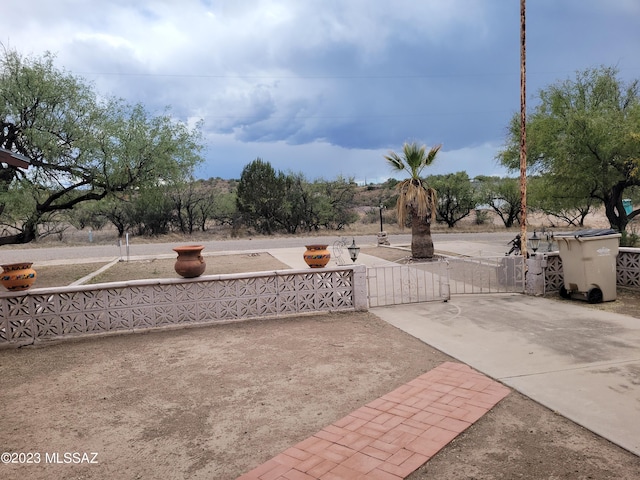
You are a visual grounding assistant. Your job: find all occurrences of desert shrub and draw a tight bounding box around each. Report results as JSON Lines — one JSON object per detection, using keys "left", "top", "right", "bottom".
{"left": 620, "top": 230, "right": 639, "bottom": 247}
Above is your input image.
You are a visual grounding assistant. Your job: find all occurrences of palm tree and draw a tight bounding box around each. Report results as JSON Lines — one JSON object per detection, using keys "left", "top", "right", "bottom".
{"left": 384, "top": 142, "right": 441, "bottom": 258}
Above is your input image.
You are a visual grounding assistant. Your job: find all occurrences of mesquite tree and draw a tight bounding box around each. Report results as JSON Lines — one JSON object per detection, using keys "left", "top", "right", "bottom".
{"left": 0, "top": 49, "right": 203, "bottom": 244}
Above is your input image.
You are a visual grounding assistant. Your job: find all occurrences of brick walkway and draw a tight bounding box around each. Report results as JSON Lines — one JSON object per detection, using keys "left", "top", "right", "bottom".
{"left": 237, "top": 362, "right": 510, "bottom": 480}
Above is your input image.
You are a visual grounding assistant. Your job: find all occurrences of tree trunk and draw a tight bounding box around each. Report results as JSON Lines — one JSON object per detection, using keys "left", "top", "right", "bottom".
{"left": 0, "top": 219, "right": 38, "bottom": 246}
{"left": 411, "top": 212, "right": 434, "bottom": 258}
{"left": 604, "top": 183, "right": 628, "bottom": 232}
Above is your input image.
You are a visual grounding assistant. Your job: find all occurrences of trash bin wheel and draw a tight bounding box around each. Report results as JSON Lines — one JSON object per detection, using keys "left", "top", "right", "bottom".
{"left": 587, "top": 287, "right": 603, "bottom": 304}
{"left": 559, "top": 286, "right": 571, "bottom": 299}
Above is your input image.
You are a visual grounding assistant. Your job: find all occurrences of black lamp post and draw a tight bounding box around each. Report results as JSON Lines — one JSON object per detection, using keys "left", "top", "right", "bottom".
{"left": 347, "top": 238, "right": 360, "bottom": 263}
{"left": 379, "top": 204, "right": 385, "bottom": 233}
{"left": 530, "top": 231, "right": 540, "bottom": 253}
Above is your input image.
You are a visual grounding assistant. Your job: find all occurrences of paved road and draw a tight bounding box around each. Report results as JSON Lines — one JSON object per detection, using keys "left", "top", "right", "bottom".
{"left": 0, "top": 232, "right": 518, "bottom": 265}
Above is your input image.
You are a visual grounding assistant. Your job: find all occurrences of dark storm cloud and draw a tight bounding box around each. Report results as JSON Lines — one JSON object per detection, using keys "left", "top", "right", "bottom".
{"left": 3, "top": 0, "right": 640, "bottom": 181}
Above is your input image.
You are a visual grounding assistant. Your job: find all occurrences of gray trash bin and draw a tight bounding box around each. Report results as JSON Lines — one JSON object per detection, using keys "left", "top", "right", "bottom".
{"left": 554, "top": 229, "right": 621, "bottom": 303}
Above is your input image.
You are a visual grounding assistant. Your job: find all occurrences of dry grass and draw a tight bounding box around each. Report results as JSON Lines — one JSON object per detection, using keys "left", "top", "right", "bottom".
{"left": 34, "top": 262, "right": 109, "bottom": 289}
{"left": 88, "top": 253, "right": 290, "bottom": 284}
{"left": 29, "top": 247, "right": 407, "bottom": 289}
{"left": 29, "top": 253, "right": 291, "bottom": 289}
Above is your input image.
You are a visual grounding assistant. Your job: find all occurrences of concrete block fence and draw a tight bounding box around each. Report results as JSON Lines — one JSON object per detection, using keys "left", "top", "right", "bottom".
{"left": 2, "top": 247, "right": 638, "bottom": 348}
{"left": 541, "top": 247, "right": 640, "bottom": 294}
{"left": 0, "top": 265, "right": 368, "bottom": 348}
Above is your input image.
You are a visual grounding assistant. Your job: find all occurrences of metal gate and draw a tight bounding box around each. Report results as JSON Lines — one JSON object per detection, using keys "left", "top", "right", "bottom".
{"left": 366, "top": 256, "right": 525, "bottom": 307}
{"left": 442, "top": 256, "right": 525, "bottom": 295}
{"left": 366, "top": 261, "right": 449, "bottom": 307}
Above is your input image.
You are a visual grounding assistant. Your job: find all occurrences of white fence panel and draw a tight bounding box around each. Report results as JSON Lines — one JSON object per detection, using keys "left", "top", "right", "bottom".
{"left": 366, "top": 262, "right": 449, "bottom": 307}
{"left": 443, "top": 256, "right": 525, "bottom": 295}
{"left": 366, "top": 256, "right": 525, "bottom": 307}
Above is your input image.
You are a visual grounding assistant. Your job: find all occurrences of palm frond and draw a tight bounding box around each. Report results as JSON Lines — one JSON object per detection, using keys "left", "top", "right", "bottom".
{"left": 394, "top": 179, "right": 437, "bottom": 227}
{"left": 384, "top": 152, "right": 405, "bottom": 172}
{"left": 385, "top": 141, "right": 441, "bottom": 228}
{"left": 396, "top": 179, "right": 438, "bottom": 227}
{"left": 403, "top": 143, "right": 427, "bottom": 178}
{"left": 424, "top": 144, "right": 443, "bottom": 167}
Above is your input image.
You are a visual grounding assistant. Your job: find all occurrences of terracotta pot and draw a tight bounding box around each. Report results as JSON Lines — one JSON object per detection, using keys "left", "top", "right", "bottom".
{"left": 1, "top": 262, "right": 37, "bottom": 291}
{"left": 173, "top": 245, "right": 206, "bottom": 278}
{"left": 303, "top": 244, "right": 331, "bottom": 268}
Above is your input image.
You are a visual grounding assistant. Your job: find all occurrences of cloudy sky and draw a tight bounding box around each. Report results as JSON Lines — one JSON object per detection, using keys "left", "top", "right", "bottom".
{"left": 4, "top": 1, "right": 640, "bottom": 183}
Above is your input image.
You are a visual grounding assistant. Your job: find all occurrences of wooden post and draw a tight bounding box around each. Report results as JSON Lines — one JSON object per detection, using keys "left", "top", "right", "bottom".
{"left": 519, "top": 0, "right": 527, "bottom": 257}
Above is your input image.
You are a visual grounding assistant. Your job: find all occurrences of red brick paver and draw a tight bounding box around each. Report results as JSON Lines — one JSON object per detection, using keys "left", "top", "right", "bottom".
{"left": 238, "top": 362, "right": 509, "bottom": 480}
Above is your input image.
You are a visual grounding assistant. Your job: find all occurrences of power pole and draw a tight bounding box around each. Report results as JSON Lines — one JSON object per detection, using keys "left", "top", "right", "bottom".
{"left": 519, "top": 0, "right": 528, "bottom": 257}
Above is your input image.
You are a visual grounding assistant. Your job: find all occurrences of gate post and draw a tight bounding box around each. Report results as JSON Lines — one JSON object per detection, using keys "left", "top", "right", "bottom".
{"left": 440, "top": 260, "right": 451, "bottom": 301}
{"left": 526, "top": 253, "right": 546, "bottom": 296}
{"left": 352, "top": 264, "right": 368, "bottom": 311}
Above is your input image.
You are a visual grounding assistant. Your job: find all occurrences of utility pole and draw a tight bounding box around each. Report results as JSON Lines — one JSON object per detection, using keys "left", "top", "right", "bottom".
{"left": 519, "top": 0, "right": 528, "bottom": 257}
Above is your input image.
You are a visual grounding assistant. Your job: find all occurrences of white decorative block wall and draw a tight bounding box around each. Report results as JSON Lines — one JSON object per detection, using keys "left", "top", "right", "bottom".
{"left": 0, "top": 267, "right": 365, "bottom": 347}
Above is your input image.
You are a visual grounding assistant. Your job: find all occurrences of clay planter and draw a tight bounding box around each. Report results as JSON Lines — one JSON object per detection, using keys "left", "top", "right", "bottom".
{"left": 173, "top": 245, "right": 206, "bottom": 278}
{"left": 1, "top": 262, "right": 37, "bottom": 291}
{"left": 303, "top": 244, "right": 331, "bottom": 268}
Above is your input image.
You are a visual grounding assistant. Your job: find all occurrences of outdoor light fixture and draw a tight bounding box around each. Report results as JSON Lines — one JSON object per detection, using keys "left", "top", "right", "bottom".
{"left": 347, "top": 238, "right": 360, "bottom": 263}
{"left": 530, "top": 231, "right": 540, "bottom": 253}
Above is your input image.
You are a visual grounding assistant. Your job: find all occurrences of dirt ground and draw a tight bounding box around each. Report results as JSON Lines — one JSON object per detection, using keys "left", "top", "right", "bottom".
{"left": 1, "top": 249, "right": 639, "bottom": 479}
{"left": 31, "top": 252, "right": 292, "bottom": 289}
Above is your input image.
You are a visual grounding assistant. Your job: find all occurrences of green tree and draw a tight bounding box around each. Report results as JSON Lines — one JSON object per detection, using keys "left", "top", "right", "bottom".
{"left": 237, "top": 159, "right": 360, "bottom": 234}
{"left": 194, "top": 178, "right": 238, "bottom": 231}
{"left": 384, "top": 142, "right": 441, "bottom": 258}
{"left": 278, "top": 172, "right": 308, "bottom": 233}
{"left": 314, "top": 176, "right": 359, "bottom": 230}
{"left": 528, "top": 175, "right": 594, "bottom": 227}
{"left": 236, "top": 158, "right": 286, "bottom": 234}
{"left": 296, "top": 177, "right": 359, "bottom": 231}
{"left": 0, "top": 49, "right": 203, "bottom": 244}
{"left": 207, "top": 191, "right": 237, "bottom": 229}
{"left": 130, "top": 187, "right": 175, "bottom": 236}
{"left": 169, "top": 179, "right": 214, "bottom": 234}
{"left": 427, "top": 171, "right": 477, "bottom": 228}
{"left": 476, "top": 176, "right": 521, "bottom": 228}
{"left": 98, "top": 197, "right": 135, "bottom": 238}
{"left": 497, "top": 66, "right": 640, "bottom": 232}
{"left": 65, "top": 200, "right": 108, "bottom": 231}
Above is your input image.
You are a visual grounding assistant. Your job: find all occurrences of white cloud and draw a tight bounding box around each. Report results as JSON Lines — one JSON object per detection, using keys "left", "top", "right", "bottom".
{"left": 3, "top": 0, "right": 640, "bottom": 183}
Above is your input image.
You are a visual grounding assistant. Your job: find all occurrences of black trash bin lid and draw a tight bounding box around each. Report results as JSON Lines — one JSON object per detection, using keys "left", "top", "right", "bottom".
{"left": 555, "top": 228, "right": 618, "bottom": 238}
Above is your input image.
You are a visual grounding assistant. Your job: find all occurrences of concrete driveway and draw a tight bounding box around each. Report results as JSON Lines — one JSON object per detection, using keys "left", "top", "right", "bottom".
{"left": 373, "top": 293, "right": 640, "bottom": 456}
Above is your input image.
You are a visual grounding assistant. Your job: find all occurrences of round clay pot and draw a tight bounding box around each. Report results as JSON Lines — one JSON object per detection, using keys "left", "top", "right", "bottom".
{"left": 1, "top": 262, "right": 37, "bottom": 291}
{"left": 303, "top": 244, "right": 331, "bottom": 268}
{"left": 173, "top": 245, "right": 206, "bottom": 278}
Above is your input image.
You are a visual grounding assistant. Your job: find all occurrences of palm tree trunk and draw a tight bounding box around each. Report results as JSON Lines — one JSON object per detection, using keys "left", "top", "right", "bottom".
{"left": 411, "top": 212, "right": 434, "bottom": 258}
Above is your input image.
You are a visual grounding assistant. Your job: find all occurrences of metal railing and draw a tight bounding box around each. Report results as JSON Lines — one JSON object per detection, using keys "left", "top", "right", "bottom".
{"left": 366, "top": 256, "right": 525, "bottom": 307}
{"left": 366, "top": 262, "right": 449, "bottom": 307}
